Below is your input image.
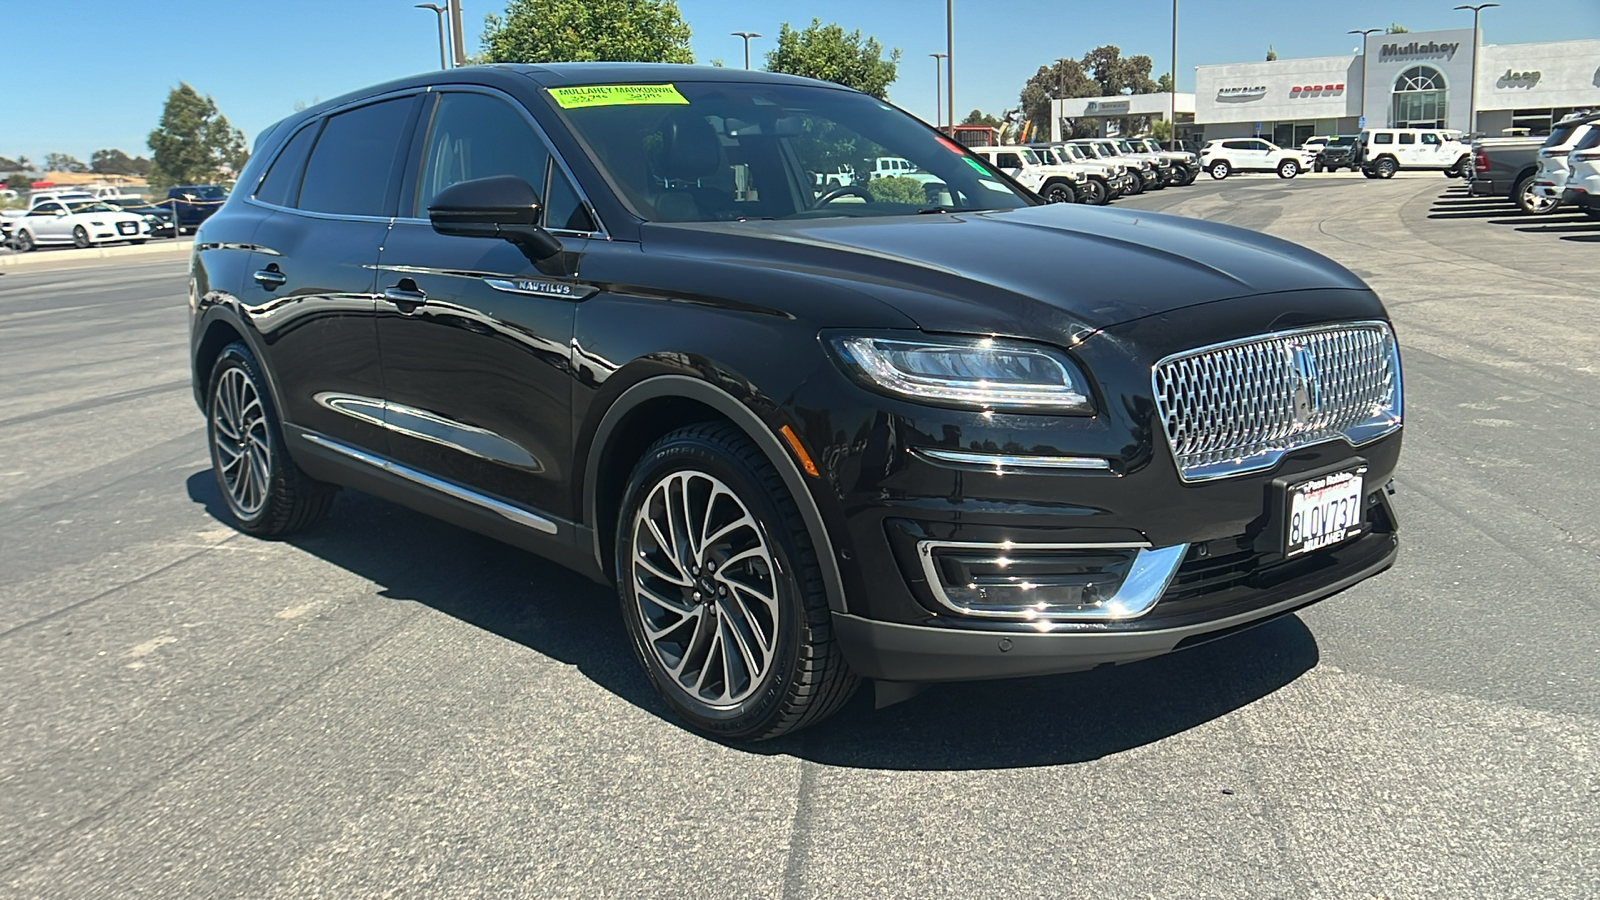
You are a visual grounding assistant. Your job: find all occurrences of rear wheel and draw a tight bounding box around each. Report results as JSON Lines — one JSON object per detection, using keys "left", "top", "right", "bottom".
{"left": 1209, "top": 161, "right": 1231, "bottom": 180}
{"left": 1375, "top": 158, "right": 1398, "bottom": 179}
{"left": 1515, "top": 175, "right": 1559, "bottom": 215}
{"left": 72, "top": 226, "right": 91, "bottom": 249}
{"left": 206, "top": 342, "right": 337, "bottom": 536}
{"left": 1277, "top": 159, "right": 1300, "bottom": 179}
{"left": 15, "top": 229, "right": 34, "bottom": 252}
{"left": 617, "top": 423, "right": 859, "bottom": 740}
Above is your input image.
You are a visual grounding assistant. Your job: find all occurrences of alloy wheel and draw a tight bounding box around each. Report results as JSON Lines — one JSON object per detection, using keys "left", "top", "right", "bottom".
{"left": 1045, "top": 182, "right": 1074, "bottom": 204}
{"left": 16, "top": 230, "right": 33, "bottom": 252}
{"left": 629, "top": 469, "right": 779, "bottom": 709}
{"left": 1519, "top": 179, "right": 1559, "bottom": 214}
{"left": 211, "top": 367, "right": 272, "bottom": 517}
{"left": 73, "top": 226, "right": 90, "bottom": 249}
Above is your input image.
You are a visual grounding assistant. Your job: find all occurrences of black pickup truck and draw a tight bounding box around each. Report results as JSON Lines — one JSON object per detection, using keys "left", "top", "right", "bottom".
{"left": 1466, "top": 137, "right": 1548, "bottom": 213}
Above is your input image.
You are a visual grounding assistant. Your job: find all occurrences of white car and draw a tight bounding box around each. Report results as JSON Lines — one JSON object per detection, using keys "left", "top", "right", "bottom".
{"left": 1199, "top": 138, "right": 1303, "bottom": 179}
{"left": 1533, "top": 113, "right": 1600, "bottom": 212}
{"left": 8, "top": 199, "right": 152, "bottom": 251}
{"left": 968, "top": 145, "right": 1081, "bottom": 204}
{"left": 1560, "top": 127, "right": 1600, "bottom": 220}
{"left": 1358, "top": 128, "right": 1471, "bottom": 179}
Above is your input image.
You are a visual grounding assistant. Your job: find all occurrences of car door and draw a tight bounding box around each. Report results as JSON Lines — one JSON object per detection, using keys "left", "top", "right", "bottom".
{"left": 993, "top": 151, "right": 1023, "bottom": 178}
{"left": 27, "top": 202, "right": 69, "bottom": 242}
{"left": 242, "top": 94, "right": 422, "bottom": 456}
{"left": 1249, "top": 140, "right": 1275, "bottom": 170}
{"left": 373, "top": 88, "right": 597, "bottom": 519}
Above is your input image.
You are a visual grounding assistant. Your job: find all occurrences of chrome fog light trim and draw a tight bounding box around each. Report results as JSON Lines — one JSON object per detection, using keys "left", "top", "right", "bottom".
{"left": 916, "top": 541, "right": 1189, "bottom": 621}
{"left": 914, "top": 448, "right": 1113, "bottom": 473}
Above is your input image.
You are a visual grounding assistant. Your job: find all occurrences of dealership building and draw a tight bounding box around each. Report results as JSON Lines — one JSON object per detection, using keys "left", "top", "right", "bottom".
{"left": 1052, "top": 28, "right": 1599, "bottom": 148}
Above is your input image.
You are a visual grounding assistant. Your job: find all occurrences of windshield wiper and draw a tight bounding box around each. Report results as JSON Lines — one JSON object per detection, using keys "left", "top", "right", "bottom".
{"left": 915, "top": 206, "right": 987, "bottom": 215}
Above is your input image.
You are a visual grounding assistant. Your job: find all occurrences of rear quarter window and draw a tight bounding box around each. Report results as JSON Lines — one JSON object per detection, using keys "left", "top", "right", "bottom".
{"left": 254, "top": 124, "right": 319, "bottom": 208}
{"left": 297, "top": 97, "right": 416, "bottom": 217}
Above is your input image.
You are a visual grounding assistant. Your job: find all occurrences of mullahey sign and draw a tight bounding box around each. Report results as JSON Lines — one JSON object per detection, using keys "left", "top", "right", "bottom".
{"left": 1379, "top": 40, "right": 1460, "bottom": 61}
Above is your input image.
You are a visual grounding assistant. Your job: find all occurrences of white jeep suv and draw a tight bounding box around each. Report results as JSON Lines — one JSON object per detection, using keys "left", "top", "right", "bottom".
{"left": 969, "top": 145, "right": 1081, "bottom": 204}
{"left": 1358, "top": 129, "right": 1471, "bottom": 179}
{"left": 1200, "top": 138, "right": 1303, "bottom": 179}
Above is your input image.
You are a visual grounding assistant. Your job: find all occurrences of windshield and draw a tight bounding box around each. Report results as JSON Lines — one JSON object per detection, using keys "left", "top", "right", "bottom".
{"left": 1093, "top": 141, "right": 1119, "bottom": 156}
{"left": 1114, "top": 140, "right": 1137, "bottom": 154}
{"left": 550, "top": 81, "right": 1033, "bottom": 221}
{"left": 1327, "top": 136, "right": 1356, "bottom": 147}
{"left": 67, "top": 202, "right": 120, "bottom": 213}
{"left": 1034, "top": 148, "right": 1061, "bottom": 165}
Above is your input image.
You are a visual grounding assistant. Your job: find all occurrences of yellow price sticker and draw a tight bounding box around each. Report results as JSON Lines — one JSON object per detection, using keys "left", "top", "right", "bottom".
{"left": 548, "top": 84, "right": 690, "bottom": 109}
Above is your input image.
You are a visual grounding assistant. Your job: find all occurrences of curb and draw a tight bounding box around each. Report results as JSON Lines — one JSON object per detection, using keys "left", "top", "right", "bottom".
{"left": 0, "top": 240, "right": 193, "bottom": 270}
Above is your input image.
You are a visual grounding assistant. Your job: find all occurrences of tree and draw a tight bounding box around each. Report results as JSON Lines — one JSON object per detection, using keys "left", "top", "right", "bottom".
{"left": 764, "top": 19, "right": 899, "bottom": 100}
{"left": 1018, "top": 58, "right": 1097, "bottom": 136}
{"left": 0, "top": 156, "right": 20, "bottom": 171}
{"left": 481, "top": 0, "right": 693, "bottom": 64}
{"left": 1386, "top": 24, "right": 1409, "bottom": 34}
{"left": 1079, "top": 45, "right": 1159, "bottom": 97}
{"left": 1266, "top": 45, "right": 1278, "bottom": 61}
{"left": 5, "top": 173, "right": 31, "bottom": 191}
{"left": 44, "top": 153, "right": 90, "bottom": 173}
{"left": 961, "top": 109, "right": 1002, "bottom": 127}
{"left": 1156, "top": 73, "right": 1174, "bottom": 93}
{"left": 91, "top": 148, "right": 151, "bottom": 176}
{"left": 867, "top": 175, "right": 926, "bottom": 205}
{"left": 147, "top": 84, "right": 248, "bottom": 189}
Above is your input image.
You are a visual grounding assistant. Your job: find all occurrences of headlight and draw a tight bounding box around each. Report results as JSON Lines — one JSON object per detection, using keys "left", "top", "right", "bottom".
{"left": 830, "top": 335, "right": 1094, "bottom": 414}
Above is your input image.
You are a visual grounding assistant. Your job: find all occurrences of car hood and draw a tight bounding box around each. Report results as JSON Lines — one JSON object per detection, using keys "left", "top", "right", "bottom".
{"left": 644, "top": 204, "right": 1370, "bottom": 337}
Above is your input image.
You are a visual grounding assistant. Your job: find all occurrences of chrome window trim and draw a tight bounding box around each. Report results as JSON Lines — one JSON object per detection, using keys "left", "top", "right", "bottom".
{"left": 302, "top": 433, "right": 558, "bottom": 535}
{"left": 1152, "top": 320, "right": 1403, "bottom": 483}
{"left": 916, "top": 540, "right": 1189, "bottom": 622}
{"left": 913, "top": 448, "right": 1113, "bottom": 474}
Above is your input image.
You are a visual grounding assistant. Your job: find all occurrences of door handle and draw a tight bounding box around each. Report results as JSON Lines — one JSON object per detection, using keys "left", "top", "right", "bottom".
{"left": 383, "top": 282, "right": 428, "bottom": 311}
{"left": 253, "top": 268, "right": 287, "bottom": 289}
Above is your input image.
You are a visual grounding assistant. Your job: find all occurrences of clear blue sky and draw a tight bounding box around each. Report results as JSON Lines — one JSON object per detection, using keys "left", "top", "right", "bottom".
{"left": 8, "top": 0, "right": 1598, "bottom": 165}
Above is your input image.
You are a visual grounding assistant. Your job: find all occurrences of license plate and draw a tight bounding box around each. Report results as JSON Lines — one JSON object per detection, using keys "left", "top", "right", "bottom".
{"left": 1285, "top": 468, "right": 1366, "bottom": 558}
{"left": 118, "top": 223, "right": 136, "bottom": 233}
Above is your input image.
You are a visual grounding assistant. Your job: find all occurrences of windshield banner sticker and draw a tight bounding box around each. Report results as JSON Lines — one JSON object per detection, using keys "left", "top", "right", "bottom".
{"left": 548, "top": 84, "right": 690, "bottom": 109}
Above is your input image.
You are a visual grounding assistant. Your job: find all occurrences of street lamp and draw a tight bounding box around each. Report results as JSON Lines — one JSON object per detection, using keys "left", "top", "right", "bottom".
{"left": 731, "top": 32, "right": 761, "bottom": 70}
{"left": 416, "top": 4, "right": 449, "bottom": 70}
{"left": 1455, "top": 3, "right": 1498, "bottom": 135}
{"left": 1349, "top": 28, "right": 1381, "bottom": 130}
{"left": 929, "top": 53, "right": 948, "bottom": 128}
{"left": 945, "top": 0, "right": 954, "bottom": 139}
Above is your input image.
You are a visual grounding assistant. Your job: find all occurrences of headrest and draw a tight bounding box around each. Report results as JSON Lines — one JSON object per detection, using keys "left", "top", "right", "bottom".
{"left": 659, "top": 113, "right": 722, "bottom": 181}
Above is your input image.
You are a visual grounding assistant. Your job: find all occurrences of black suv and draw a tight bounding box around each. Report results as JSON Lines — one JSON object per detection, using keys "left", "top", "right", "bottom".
{"left": 190, "top": 64, "right": 1404, "bottom": 740}
{"left": 1315, "top": 135, "right": 1362, "bottom": 173}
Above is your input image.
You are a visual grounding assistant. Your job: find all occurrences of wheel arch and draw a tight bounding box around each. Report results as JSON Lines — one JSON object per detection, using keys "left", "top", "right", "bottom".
{"left": 582, "top": 374, "right": 850, "bottom": 614}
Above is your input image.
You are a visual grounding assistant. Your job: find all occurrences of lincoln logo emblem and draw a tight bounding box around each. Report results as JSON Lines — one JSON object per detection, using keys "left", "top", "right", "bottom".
{"left": 1289, "top": 344, "right": 1321, "bottom": 426}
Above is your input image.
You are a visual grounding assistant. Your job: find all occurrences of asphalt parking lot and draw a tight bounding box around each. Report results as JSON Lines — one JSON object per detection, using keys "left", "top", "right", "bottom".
{"left": 1, "top": 175, "right": 1596, "bottom": 898}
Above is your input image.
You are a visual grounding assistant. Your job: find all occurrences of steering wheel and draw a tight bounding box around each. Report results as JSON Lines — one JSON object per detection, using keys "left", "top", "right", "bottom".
{"left": 813, "top": 184, "right": 875, "bottom": 206}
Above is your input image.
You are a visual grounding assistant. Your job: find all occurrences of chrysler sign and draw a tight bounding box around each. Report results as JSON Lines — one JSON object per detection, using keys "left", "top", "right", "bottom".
{"left": 1378, "top": 41, "right": 1460, "bottom": 61}
{"left": 1216, "top": 86, "right": 1267, "bottom": 102}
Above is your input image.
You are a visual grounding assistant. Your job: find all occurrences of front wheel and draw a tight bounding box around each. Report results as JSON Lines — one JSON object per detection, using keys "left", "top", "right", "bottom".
{"left": 617, "top": 423, "right": 859, "bottom": 741}
{"left": 1080, "top": 178, "right": 1109, "bottom": 206}
{"left": 1209, "top": 161, "right": 1231, "bottom": 180}
{"left": 206, "top": 342, "right": 337, "bottom": 536}
{"left": 1277, "top": 159, "right": 1300, "bottom": 179}
{"left": 1043, "top": 180, "right": 1076, "bottom": 204}
{"left": 72, "top": 226, "right": 91, "bottom": 249}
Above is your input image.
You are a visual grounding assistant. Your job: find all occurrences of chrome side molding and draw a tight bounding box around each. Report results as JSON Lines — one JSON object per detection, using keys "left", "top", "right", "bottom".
{"left": 914, "top": 448, "right": 1114, "bottom": 473}
{"left": 301, "top": 433, "right": 558, "bottom": 535}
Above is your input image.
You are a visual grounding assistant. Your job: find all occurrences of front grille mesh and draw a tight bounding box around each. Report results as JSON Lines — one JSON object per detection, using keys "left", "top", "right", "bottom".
{"left": 1153, "top": 323, "right": 1401, "bottom": 481}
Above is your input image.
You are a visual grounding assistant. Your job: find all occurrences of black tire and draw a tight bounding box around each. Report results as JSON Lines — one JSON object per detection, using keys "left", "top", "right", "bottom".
{"left": 205, "top": 342, "right": 336, "bottom": 536}
{"left": 1042, "top": 180, "right": 1076, "bottom": 204}
{"left": 1362, "top": 168, "right": 1380, "bottom": 179}
{"left": 1313, "top": 162, "right": 1324, "bottom": 173}
{"left": 616, "top": 422, "right": 859, "bottom": 741}
{"left": 1209, "top": 161, "right": 1230, "bottom": 180}
{"left": 15, "top": 229, "right": 34, "bottom": 252}
{"left": 1375, "top": 158, "right": 1397, "bottom": 179}
{"left": 1080, "top": 177, "right": 1109, "bottom": 206}
{"left": 1584, "top": 207, "right": 1600, "bottom": 221}
{"left": 1277, "top": 159, "right": 1300, "bottom": 179}
{"left": 72, "top": 226, "right": 91, "bottom": 249}
{"left": 1174, "top": 166, "right": 1196, "bottom": 186}
{"left": 1126, "top": 169, "right": 1147, "bottom": 193}
{"left": 1515, "top": 174, "right": 1560, "bottom": 215}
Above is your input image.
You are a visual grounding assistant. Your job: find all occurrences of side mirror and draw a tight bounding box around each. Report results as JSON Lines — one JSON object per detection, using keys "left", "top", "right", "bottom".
{"left": 53, "top": 208, "right": 68, "bottom": 216}
{"left": 427, "top": 175, "right": 563, "bottom": 263}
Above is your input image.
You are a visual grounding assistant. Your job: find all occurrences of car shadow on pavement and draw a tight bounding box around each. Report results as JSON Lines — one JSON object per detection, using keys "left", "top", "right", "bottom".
{"left": 188, "top": 471, "right": 1319, "bottom": 769}
{"left": 1514, "top": 222, "right": 1600, "bottom": 234}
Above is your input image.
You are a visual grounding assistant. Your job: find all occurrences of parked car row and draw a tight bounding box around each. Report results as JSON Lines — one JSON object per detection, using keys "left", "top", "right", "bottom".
{"left": 1, "top": 184, "right": 229, "bottom": 250}
{"left": 965, "top": 137, "right": 1200, "bottom": 207}
{"left": 1196, "top": 129, "right": 1472, "bottom": 181}
{"left": 1464, "top": 111, "right": 1600, "bottom": 219}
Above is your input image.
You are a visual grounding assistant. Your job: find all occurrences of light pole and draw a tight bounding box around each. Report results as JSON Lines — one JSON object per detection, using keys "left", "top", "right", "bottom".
{"left": 449, "top": 0, "right": 466, "bottom": 67}
{"left": 1349, "top": 28, "right": 1381, "bottom": 129}
{"left": 946, "top": 0, "right": 954, "bottom": 138}
{"left": 1169, "top": 0, "right": 1177, "bottom": 146}
{"left": 416, "top": 4, "right": 449, "bottom": 70}
{"left": 1454, "top": 3, "right": 1498, "bottom": 135}
{"left": 731, "top": 32, "right": 761, "bottom": 70}
{"left": 929, "top": 53, "right": 948, "bottom": 128}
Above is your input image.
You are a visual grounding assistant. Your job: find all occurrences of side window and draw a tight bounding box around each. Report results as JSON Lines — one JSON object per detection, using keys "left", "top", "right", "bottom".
{"left": 298, "top": 97, "right": 415, "bottom": 217}
{"left": 1223, "top": 140, "right": 1249, "bottom": 151}
{"left": 30, "top": 203, "right": 61, "bottom": 216}
{"left": 1421, "top": 133, "right": 1440, "bottom": 146}
{"left": 1398, "top": 133, "right": 1417, "bottom": 145}
{"left": 1374, "top": 132, "right": 1394, "bottom": 145}
{"left": 543, "top": 167, "right": 597, "bottom": 233}
{"left": 995, "top": 152, "right": 1022, "bottom": 169}
{"left": 253, "top": 123, "right": 319, "bottom": 208}
{"left": 414, "top": 92, "right": 551, "bottom": 218}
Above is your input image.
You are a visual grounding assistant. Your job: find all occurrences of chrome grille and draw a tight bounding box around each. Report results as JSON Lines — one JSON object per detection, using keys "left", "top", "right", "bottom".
{"left": 1152, "top": 322, "right": 1402, "bottom": 482}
